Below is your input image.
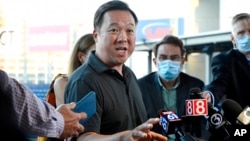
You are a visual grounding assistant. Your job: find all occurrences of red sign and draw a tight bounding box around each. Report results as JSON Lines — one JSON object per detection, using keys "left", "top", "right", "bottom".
{"left": 186, "top": 99, "right": 208, "bottom": 116}
{"left": 28, "top": 25, "right": 70, "bottom": 52}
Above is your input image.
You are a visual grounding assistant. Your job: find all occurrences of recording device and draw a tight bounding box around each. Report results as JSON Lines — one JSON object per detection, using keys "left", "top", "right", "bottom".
{"left": 159, "top": 110, "right": 182, "bottom": 134}
{"left": 159, "top": 110, "right": 196, "bottom": 141}
{"left": 188, "top": 88, "right": 230, "bottom": 141}
{"left": 186, "top": 87, "right": 208, "bottom": 116}
{"left": 206, "top": 104, "right": 230, "bottom": 141}
{"left": 73, "top": 91, "right": 96, "bottom": 125}
{"left": 221, "top": 99, "right": 250, "bottom": 139}
{"left": 237, "top": 106, "right": 250, "bottom": 125}
{"left": 189, "top": 87, "right": 202, "bottom": 99}
{"left": 222, "top": 99, "right": 250, "bottom": 125}
{"left": 185, "top": 88, "right": 207, "bottom": 138}
{"left": 221, "top": 99, "right": 243, "bottom": 125}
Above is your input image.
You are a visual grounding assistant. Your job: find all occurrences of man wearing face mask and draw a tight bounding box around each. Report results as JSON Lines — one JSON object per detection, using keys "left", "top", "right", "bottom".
{"left": 138, "top": 35, "right": 209, "bottom": 141}
{"left": 201, "top": 13, "right": 250, "bottom": 109}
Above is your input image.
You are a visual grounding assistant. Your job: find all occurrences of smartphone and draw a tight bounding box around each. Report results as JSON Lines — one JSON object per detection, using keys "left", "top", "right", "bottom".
{"left": 73, "top": 91, "right": 96, "bottom": 125}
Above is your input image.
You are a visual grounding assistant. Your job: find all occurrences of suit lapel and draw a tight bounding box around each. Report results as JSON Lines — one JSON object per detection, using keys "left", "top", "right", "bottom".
{"left": 150, "top": 74, "right": 165, "bottom": 113}
{"left": 234, "top": 51, "right": 250, "bottom": 79}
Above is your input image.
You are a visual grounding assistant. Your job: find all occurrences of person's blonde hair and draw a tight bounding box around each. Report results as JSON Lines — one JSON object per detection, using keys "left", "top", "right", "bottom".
{"left": 68, "top": 33, "right": 95, "bottom": 75}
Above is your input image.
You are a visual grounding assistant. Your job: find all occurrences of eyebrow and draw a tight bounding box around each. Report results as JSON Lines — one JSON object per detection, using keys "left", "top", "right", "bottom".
{"left": 108, "top": 22, "right": 135, "bottom": 27}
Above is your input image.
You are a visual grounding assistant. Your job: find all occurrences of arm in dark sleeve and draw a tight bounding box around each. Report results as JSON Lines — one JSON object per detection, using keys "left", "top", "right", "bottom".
{"left": 203, "top": 53, "right": 232, "bottom": 105}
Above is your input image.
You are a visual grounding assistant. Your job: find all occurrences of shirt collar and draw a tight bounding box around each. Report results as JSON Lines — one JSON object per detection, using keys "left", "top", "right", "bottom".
{"left": 157, "top": 74, "right": 180, "bottom": 89}
{"left": 87, "top": 51, "right": 129, "bottom": 77}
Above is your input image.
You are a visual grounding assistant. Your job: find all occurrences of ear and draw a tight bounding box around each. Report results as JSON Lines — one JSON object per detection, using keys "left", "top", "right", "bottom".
{"left": 181, "top": 56, "right": 186, "bottom": 65}
{"left": 77, "top": 52, "right": 85, "bottom": 64}
{"left": 93, "top": 29, "right": 98, "bottom": 43}
{"left": 231, "top": 34, "right": 236, "bottom": 48}
{"left": 153, "top": 58, "right": 157, "bottom": 67}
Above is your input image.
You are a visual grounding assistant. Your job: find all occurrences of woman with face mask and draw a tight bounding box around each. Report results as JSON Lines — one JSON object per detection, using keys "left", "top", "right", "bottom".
{"left": 138, "top": 35, "right": 209, "bottom": 141}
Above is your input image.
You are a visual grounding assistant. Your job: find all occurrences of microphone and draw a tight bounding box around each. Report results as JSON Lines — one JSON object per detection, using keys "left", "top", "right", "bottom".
{"left": 221, "top": 99, "right": 250, "bottom": 139}
{"left": 186, "top": 87, "right": 208, "bottom": 116}
{"left": 159, "top": 110, "right": 182, "bottom": 135}
{"left": 206, "top": 104, "right": 230, "bottom": 141}
{"left": 159, "top": 110, "right": 196, "bottom": 141}
{"left": 222, "top": 99, "right": 250, "bottom": 125}
{"left": 189, "top": 87, "right": 202, "bottom": 99}
{"left": 187, "top": 88, "right": 230, "bottom": 141}
{"left": 185, "top": 88, "right": 208, "bottom": 138}
{"left": 237, "top": 107, "right": 250, "bottom": 125}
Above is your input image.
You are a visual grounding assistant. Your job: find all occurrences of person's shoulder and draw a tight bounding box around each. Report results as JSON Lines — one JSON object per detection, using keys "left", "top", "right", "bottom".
{"left": 212, "top": 49, "right": 239, "bottom": 66}
{"left": 54, "top": 75, "right": 68, "bottom": 84}
{"left": 73, "top": 63, "right": 93, "bottom": 75}
{"left": 54, "top": 75, "right": 68, "bottom": 88}
{"left": 180, "top": 72, "right": 203, "bottom": 83}
{"left": 0, "top": 69, "right": 9, "bottom": 88}
{"left": 138, "top": 72, "right": 158, "bottom": 82}
{"left": 214, "top": 49, "right": 235, "bottom": 59}
{"left": 0, "top": 69, "right": 7, "bottom": 76}
{"left": 68, "top": 64, "right": 97, "bottom": 86}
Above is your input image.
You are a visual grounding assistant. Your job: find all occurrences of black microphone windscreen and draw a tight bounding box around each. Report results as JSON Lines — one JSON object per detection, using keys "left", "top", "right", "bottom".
{"left": 189, "top": 87, "right": 201, "bottom": 99}
{"left": 221, "top": 99, "right": 243, "bottom": 124}
{"left": 189, "top": 87, "right": 201, "bottom": 94}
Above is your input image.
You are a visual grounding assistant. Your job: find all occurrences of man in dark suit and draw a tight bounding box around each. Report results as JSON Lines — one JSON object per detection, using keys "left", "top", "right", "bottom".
{"left": 201, "top": 13, "right": 250, "bottom": 109}
{"left": 138, "top": 35, "right": 209, "bottom": 140}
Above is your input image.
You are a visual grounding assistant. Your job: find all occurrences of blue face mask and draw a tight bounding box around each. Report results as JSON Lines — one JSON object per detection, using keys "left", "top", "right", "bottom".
{"left": 236, "top": 35, "right": 250, "bottom": 53}
{"left": 157, "top": 60, "right": 181, "bottom": 81}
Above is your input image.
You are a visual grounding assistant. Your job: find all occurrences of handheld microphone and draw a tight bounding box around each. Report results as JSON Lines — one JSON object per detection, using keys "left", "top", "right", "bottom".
{"left": 221, "top": 99, "right": 250, "bottom": 139}
{"left": 159, "top": 110, "right": 182, "bottom": 134}
{"left": 189, "top": 87, "right": 202, "bottom": 99}
{"left": 222, "top": 99, "right": 250, "bottom": 125}
{"left": 187, "top": 88, "right": 227, "bottom": 126}
{"left": 159, "top": 110, "right": 196, "bottom": 141}
{"left": 186, "top": 88, "right": 208, "bottom": 116}
{"left": 185, "top": 88, "right": 208, "bottom": 138}
{"left": 237, "top": 107, "right": 250, "bottom": 125}
{"left": 188, "top": 88, "right": 230, "bottom": 141}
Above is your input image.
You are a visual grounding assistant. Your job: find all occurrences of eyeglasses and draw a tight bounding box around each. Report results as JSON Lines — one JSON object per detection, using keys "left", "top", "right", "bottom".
{"left": 158, "top": 55, "right": 182, "bottom": 61}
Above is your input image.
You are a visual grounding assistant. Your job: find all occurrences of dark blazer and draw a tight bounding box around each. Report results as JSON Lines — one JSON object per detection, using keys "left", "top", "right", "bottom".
{"left": 204, "top": 49, "right": 250, "bottom": 108}
{"left": 138, "top": 72, "right": 206, "bottom": 138}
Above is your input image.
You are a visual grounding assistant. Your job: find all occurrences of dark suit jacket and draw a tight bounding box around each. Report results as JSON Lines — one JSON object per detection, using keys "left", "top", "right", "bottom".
{"left": 204, "top": 49, "right": 250, "bottom": 108}
{"left": 138, "top": 72, "right": 206, "bottom": 138}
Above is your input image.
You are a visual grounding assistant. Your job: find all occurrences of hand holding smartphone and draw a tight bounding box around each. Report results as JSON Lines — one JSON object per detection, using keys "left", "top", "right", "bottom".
{"left": 73, "top": 91, "right": 96, "bottom": 125}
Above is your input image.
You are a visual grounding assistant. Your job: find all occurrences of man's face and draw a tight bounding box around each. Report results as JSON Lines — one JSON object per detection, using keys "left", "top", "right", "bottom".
{"left": 93, "top": 10, "right": 136, "bottom": 67}
{"left": 232, "top": 18, "right": 250, "bottom": 44}
{"left": 153, "top": 44, "right": 184, "bottom": 68}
